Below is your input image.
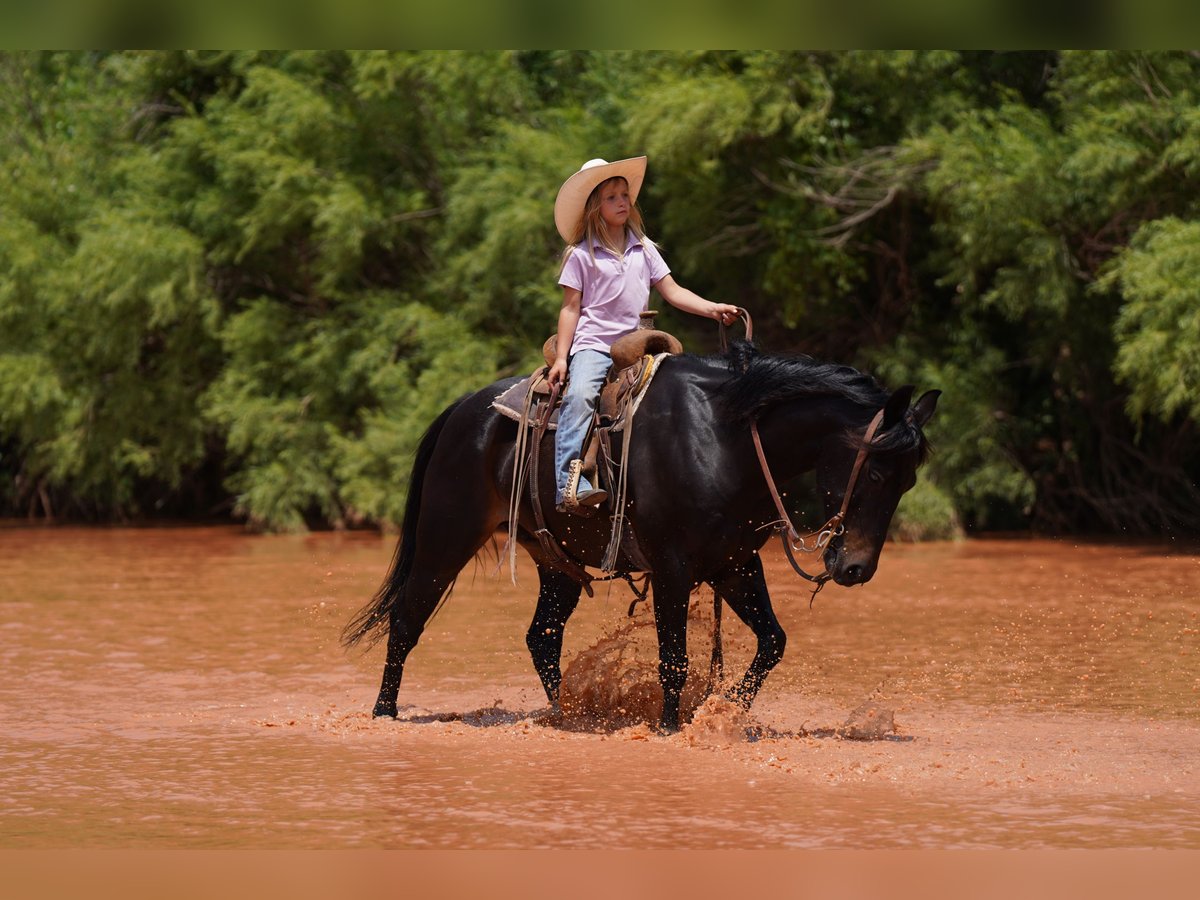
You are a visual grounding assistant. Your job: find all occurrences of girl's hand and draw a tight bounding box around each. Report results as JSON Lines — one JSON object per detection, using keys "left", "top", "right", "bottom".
{"left": 547, "top": 357, "right": 568, "bottom": 388}
{"left": 711, "top": 303, "right": 742, "bottom": 326}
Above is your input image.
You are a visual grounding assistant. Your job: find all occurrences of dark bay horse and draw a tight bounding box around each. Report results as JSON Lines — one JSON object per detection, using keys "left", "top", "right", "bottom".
{"left": 344, "top": 342, "right": 940, "bottom": 731}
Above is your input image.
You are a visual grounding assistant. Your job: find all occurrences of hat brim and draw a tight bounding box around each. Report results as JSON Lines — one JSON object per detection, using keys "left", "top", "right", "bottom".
{"left": 553, "top": 156, "right": 647, "bottom": 243}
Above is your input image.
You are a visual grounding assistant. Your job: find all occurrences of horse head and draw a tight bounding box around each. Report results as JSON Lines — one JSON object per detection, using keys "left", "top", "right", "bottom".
{"left": 818, "top": 386, "right": 941, "bottom": 586}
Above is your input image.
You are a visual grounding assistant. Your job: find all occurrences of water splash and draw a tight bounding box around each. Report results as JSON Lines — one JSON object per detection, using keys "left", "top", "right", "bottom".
{"left": 559, "top": 618, "right": 716, "bottom": 730}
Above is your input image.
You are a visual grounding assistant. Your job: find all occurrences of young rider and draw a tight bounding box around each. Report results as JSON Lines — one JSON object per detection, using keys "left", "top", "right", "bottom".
{"left": 549, "top": 156, "right": 740, "bottom": 513}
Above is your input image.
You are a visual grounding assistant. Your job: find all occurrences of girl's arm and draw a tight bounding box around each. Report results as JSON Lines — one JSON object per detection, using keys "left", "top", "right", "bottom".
{"left": 547, "top": 286, "right": 581, "bottom": 387}
{"left": 655, "top": 275, "right": 741, "bottom": 325}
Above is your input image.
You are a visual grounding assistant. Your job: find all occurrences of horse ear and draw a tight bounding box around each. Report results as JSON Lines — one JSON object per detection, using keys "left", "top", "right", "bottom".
{"left": 912, "top": 389, "right": 941, "bottom": 428}
{"left": 882, "top": 385, "right": 915, "bottom": 429}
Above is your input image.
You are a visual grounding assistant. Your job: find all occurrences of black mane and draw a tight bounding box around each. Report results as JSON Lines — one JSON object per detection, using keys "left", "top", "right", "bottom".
{"left": 716, "top": 341, "right": 929, "bottom": 462}
{"left": 717, "top": 342, "right": 889, "bottom": 422}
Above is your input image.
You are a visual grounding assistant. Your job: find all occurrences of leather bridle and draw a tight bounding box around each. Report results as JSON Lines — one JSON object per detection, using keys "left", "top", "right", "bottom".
{"left": 721, "top": 307, "right": 889, "bottom": 588}
{"left": 750, "top": 409, "right": 886, "bottom": 587}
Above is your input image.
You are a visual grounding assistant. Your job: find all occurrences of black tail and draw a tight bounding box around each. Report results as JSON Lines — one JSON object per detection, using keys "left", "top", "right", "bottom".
{"left": 341, "top": 395, "right": 468, "bottom": 649}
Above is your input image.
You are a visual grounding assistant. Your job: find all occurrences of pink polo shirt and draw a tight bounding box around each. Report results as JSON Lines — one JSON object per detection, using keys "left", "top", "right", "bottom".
{"left": 558, "top": 231, "right": 671, "bottom": 355}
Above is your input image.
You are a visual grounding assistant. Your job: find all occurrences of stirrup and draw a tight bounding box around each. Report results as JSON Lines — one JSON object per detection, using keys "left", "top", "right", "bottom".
{"left": 562, "top": 459, "right": 583, "bottom": 510}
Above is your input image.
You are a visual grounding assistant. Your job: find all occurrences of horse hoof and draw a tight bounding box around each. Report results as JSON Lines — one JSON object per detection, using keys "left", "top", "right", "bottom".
{"left": 530, "top": 704, "right": 563, "bottom": 726}
{"left": 722, "top": 688, "right": 754, "bottom": 710}
{"left": 372, "top": 700, "right": 398, "bottom": 719}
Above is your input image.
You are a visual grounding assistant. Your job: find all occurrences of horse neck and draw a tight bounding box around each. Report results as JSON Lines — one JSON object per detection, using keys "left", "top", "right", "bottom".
{"left": 753, "top": 395, "right": 875, "bottom": 482}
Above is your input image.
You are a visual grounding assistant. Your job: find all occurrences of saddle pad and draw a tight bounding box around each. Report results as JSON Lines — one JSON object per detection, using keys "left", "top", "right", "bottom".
{"left": 491, "top": 353, "right": 670, "bottom": 433}
{"left": 493, "top": 376, "right": 560, "bottom": 429}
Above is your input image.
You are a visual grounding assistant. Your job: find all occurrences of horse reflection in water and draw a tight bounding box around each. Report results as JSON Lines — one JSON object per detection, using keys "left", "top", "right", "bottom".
{"left": 344, "top": 342, "right": 939, "bottom": 732}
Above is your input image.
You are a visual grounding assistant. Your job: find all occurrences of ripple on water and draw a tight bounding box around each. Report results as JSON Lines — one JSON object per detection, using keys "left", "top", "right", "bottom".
{"left": 1, "top": 527, "right": 1198, "bottom": 848}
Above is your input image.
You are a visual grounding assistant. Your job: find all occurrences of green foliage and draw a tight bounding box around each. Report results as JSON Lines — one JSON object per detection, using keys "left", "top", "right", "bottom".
{"left": 891, "top": 477, "right": 963, "bottom": 543}
{"left": 1104, "top": 218, "right": 1200, "bottom": 423}
{"left": 871, "top": 340, "right": 1035, "bottom": 532}
{"left": 332, "top": 303, "right": 499, "bottom": 526}
{"left": 437, "top": 118, "right": 585, "bottom": 358}
{"left": 0, "top": 53, "right": 221, "bottom": 517}
{"left": 2, "top": 50, "right": 1199, "bottom": 535}
{"left": 894, "top": 51, "right": 1200, "bottom": 531}
{"left": 201, "top": 292, "right": 498, "bottom": 530}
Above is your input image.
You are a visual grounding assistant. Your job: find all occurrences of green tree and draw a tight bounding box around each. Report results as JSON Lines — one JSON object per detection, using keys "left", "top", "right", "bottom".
{"left": 2, "top": 50, "right": 1198, "bottom": 536}
{"left": 0, "top": 52, "right": 221, "bottom": 518}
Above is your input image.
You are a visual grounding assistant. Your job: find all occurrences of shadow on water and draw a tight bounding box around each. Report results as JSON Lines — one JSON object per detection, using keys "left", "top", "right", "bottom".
{"left": 393, "top": 702, "right": 915, "bottom": 742}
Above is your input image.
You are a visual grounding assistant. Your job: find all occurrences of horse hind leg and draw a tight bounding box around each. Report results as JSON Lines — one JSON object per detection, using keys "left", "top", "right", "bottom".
{"left": 709, "top": 555, "right": 786, "bottom": 710}
{"left": 525, "top": 565, "right": 583, "bottom": 708}
{"left": 373, "top": 562, "right": 463, "bottom": 719}
{"left": 373, "top": 500, "right": 501, "bottom": 719}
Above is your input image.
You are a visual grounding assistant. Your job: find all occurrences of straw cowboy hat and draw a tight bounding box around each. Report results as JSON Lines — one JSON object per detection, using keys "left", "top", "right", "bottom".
{"left": 553, "top": 155, "right": 647, "bottom": 243}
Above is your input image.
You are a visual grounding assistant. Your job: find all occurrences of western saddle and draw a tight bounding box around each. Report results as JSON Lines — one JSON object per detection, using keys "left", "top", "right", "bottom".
{"left": 497, "top": 311, "right": 682, "bottom": 592}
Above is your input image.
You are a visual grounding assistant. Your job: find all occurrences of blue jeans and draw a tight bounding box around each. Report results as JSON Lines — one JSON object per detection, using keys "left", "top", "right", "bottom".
{"left": 554, "top": 349, "right": 610, "bottom": 504}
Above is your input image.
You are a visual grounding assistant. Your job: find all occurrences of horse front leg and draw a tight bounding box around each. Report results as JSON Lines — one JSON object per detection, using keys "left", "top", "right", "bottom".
{"left": 650, "top": 572, "right": 691, "bottom": 733}
{"left": 526, "top": 565, "right": 583, "bottom": 709}
{"left": 709, "top": 554, "right": 786, "bottom": 710}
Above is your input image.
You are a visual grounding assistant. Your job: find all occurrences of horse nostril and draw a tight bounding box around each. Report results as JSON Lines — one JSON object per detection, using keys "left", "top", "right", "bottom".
{"left": 845, "top": 564, "right": 863, "bottom": 582}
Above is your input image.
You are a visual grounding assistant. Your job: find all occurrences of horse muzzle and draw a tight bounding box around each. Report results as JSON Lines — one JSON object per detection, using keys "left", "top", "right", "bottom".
{"left": 823, "top": 539, "right": 879, "bottom": 587}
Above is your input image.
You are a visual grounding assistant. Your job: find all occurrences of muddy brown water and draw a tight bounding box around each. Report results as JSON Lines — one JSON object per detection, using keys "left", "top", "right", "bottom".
{"left": 1, "top": 524, "right": 1197, "bottom": 848}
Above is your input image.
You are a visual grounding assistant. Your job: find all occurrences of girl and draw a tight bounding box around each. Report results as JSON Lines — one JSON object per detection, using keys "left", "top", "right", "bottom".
{"left": 549, "top": 156, "right": 741, "bottom": 513}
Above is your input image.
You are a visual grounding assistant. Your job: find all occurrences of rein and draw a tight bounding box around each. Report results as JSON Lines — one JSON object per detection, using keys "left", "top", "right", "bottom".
{"left": 722, "top": 307, "right": 884, "bottom": 589}
{"left": 718, "top": 307, "right": 754, "bottom": 351}
{"left": 750, "top": 407, "right": 886, "bottom": 594}
{"left": 722, "top": 309, "right": 887, "bottom": 596}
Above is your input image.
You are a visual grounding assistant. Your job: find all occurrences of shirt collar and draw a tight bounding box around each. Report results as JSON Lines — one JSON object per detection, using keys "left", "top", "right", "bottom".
{"left": 589, "top": 230, "right": 642, "bottom": 254}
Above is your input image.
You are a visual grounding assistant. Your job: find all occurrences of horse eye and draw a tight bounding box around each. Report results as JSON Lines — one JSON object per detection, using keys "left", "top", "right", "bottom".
{"left": 868, "top": 468, "right": 885, "bottom": 484}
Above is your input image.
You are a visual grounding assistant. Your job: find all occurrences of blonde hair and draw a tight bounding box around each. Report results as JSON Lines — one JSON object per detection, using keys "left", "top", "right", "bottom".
{"left": 559, "top": 176, "right": 655, "bottom": 272}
